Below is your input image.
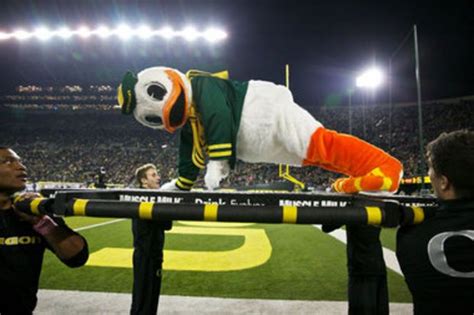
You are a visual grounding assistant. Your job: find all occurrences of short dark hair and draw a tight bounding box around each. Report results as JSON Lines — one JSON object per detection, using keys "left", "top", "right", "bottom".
{"left": 427, "top": 130, "right": 474, "bottom": 198}
{"left": 135, "top": 163, "right": 157, "bottom": 188}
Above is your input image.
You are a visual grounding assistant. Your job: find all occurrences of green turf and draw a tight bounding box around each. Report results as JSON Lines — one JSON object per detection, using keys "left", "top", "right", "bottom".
{"left": 380, "top": 227, "right": 398, "bottom": 251}
{"left": 60, "top": 216, "right": 120, "bottom": 229}
{"left": 166, "top": 233, "right": 244, "bottom": 251}
{"left": 40, "top": 218, "right": 411, "bottom": 302}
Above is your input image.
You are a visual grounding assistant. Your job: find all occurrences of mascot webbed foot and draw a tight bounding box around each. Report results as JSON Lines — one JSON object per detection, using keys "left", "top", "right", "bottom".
{"left": 332, "top": 167, "right": 401, "bottom": 194}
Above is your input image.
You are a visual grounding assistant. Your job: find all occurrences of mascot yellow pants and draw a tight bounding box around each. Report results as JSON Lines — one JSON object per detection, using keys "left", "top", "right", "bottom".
{"left": 303, "top": 128, "right": 403, "bottom": 193}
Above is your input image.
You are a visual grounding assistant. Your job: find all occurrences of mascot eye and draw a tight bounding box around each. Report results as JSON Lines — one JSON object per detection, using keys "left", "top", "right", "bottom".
{"left": 147, "top": 83, "right": 167, "bottom": 101}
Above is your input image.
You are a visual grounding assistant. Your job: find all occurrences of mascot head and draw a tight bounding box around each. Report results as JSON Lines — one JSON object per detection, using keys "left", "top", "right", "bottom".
{"left": 117, "top": 67, "right": 192, "bottom": 133}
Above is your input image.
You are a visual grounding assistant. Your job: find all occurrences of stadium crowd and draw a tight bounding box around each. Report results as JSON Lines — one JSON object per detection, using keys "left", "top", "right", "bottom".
{"left": 1, "top": 91, "right": 473, "bottom": 190}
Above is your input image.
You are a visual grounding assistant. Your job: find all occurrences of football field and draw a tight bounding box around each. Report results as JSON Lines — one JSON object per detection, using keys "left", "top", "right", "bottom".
{"left": 39, "top": 216, "right": 412, "bottom": 310}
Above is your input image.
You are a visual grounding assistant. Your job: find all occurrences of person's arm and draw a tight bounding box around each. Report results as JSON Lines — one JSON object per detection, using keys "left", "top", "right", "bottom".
{"left": 15, "top": 210, "right": 89, "bottom": 267}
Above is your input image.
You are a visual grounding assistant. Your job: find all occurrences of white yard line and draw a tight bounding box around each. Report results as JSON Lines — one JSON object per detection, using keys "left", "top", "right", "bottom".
{"left": 74, "top": 218, "right": 127, "bottom": 232}
{"left": 36, "top": 290, "right": 412, "bottom": 314}
{"left": 313, "top": 225, "right": 402, "bottom": 275}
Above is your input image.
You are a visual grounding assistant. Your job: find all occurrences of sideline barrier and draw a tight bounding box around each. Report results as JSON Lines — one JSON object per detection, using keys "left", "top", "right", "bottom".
{"left": 14, "top": 189, "right": 437, "bottom": 227}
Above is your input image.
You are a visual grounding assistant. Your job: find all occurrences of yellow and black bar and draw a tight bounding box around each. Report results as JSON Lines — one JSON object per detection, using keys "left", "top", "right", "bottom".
{"left": 400, "top": 205, "right": 435, "bottom": 226}
{"left": 9, "top": 198, "right": 411, "bottom": 226}
{"left": 14, "top": 197, "right": 52, "bottom": 215}
{"left": 13, "top": 197, "right": 434, "bottom": 226}
{"left": 66, "top": 199, "right": 378, "bottom": 224}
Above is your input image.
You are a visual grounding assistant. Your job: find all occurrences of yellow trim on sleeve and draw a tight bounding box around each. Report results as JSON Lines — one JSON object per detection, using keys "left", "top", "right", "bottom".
{"left": 208, "top": 150, "right": 232, "bottom": 158}
{"left": 212, "top": 70, "right": 229, "bottom": 79}
{"left": 365, "top": 206, "right": 382, "bottom": 225}
{"left": 176, "top": 180, "right": 192, "bottom": 190}
{"left": 193, "top": 150, "right": 205, "bottom": 164}
{"left": 204, "top": 204, "right": 218, "bottom": 221}
{"left": 282, "top": 205, "right": 298, "bottom": 223}
{"left": 192, "top": 154, "right": 206, "bottom": 169}
{"left": 73, "top": 199, "right": 89, "bottom": 216}
{"left": 178, "top": 177, "right": 194, "bottom": 185}
{"left": 186, "top": 69, "right": 229, "bottom": 80}
{"left": 411, "top": 206, "right": 425, "bottom": 224}
{"left": 139, "top": 202, "right": 154, "bottom": 220}
{"left": 208, "top": 143, "right": 232, "bottom": 151}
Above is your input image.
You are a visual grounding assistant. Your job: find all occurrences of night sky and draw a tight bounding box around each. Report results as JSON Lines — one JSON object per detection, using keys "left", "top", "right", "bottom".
{"left": 0, "top": 0, "right": 472, "bottom": 107}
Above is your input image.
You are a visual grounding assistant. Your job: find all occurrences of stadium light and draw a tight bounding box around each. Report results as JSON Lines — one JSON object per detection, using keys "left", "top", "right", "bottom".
{"left": 57, "top": 27, "right": 73, "bottom": 39}
{"left": 34, "top": 26, "right": 53, "bottom": 41}
{"left": 13, "top": 29, "right": 32, "bottom": 40}
{"left": 182, "top": 26, "right": 200, "bottom": 42}
{"left": 137, "top": 25, "right": 153, "bottom": 39}
{"left": 0, "top": 25, "right": 228, "bottom": 43}
{"left": 77, "top": 26, "right": 92, "bottom": 39}
{"left": 158, "top": 26, "right": 175, "bottom": 40}
{"left": 0, "top": 32, "right": 11, "bottom": 40}
{"left": 116, "top": 24, "right": 133, "bottom": 40}
{"left": 95, "top": 25, "right": 112, "bottom": 38}
{"left": 356, "top": 67, "right": 384, "bottom": 89}
{"left": 204, "top": 27, "right": 227, "bottom": 43}
{"left": 355, "top": 66, "right": 384, "bottom": 139}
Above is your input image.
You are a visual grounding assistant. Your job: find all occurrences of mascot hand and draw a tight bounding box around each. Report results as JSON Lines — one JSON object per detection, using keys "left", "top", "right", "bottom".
{"left": 204, "top": 160, "right": 230, "bottom": 190}
{"left": 160, "top": 179, "right": 180, "bottom": 191}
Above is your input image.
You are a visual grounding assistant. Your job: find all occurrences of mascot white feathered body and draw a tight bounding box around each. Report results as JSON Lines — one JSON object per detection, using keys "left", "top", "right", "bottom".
{"left": 118, "top": 67, "right": 402, "bottom": 192}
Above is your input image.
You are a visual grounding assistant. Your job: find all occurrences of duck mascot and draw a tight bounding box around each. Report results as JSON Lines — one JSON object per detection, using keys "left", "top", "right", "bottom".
{"left": 117, "top": 67, "right": 402, "bottom": 193}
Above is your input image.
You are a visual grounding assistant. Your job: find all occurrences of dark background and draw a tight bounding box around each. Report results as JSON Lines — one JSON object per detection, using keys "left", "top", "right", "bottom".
{"left": 0, "top": 0, "right": 472, "bottom": 107}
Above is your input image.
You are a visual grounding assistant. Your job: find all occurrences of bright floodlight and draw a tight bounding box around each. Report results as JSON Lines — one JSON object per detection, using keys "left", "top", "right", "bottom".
{"left": 95, "top": 25, "right": 112, "bottom": 38}
{"left": 0, "top": 32, "right": 11, "bottom": 40}
{"left": 204, "top": 27, "right": 227, "bottom": 43}
{"left": 158, "top": 26, "right": 174, "bottom": 39}
{"left": 356, "top": 68, "right": 384, "bottom": 89}
{"left": 34, "top": 27, "right": 53, "bottom": 40}
{"left": 137, "top": 25, "right": 153, "bottom": 39}
{"left": 77, "top": 26, "right": 92, "bottom": 38}
{"left": 182, "top": 26, "right": 199, "bottom": 42}
{"left": 116, "top": 24, "right": 133, "bottom": 40}
{"left": 0, "top": 25, "right": 228, "bottom": 43}
{"left": 57, "top": 27, "right": 73, "bottom": 39}
{"left": 13, "top": 29, "right": 32, "bottom": 40}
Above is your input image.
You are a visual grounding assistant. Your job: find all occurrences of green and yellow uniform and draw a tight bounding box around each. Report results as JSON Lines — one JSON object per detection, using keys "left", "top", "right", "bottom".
{"left": 175, "top": 75, "right": 248, "bottom": 190}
